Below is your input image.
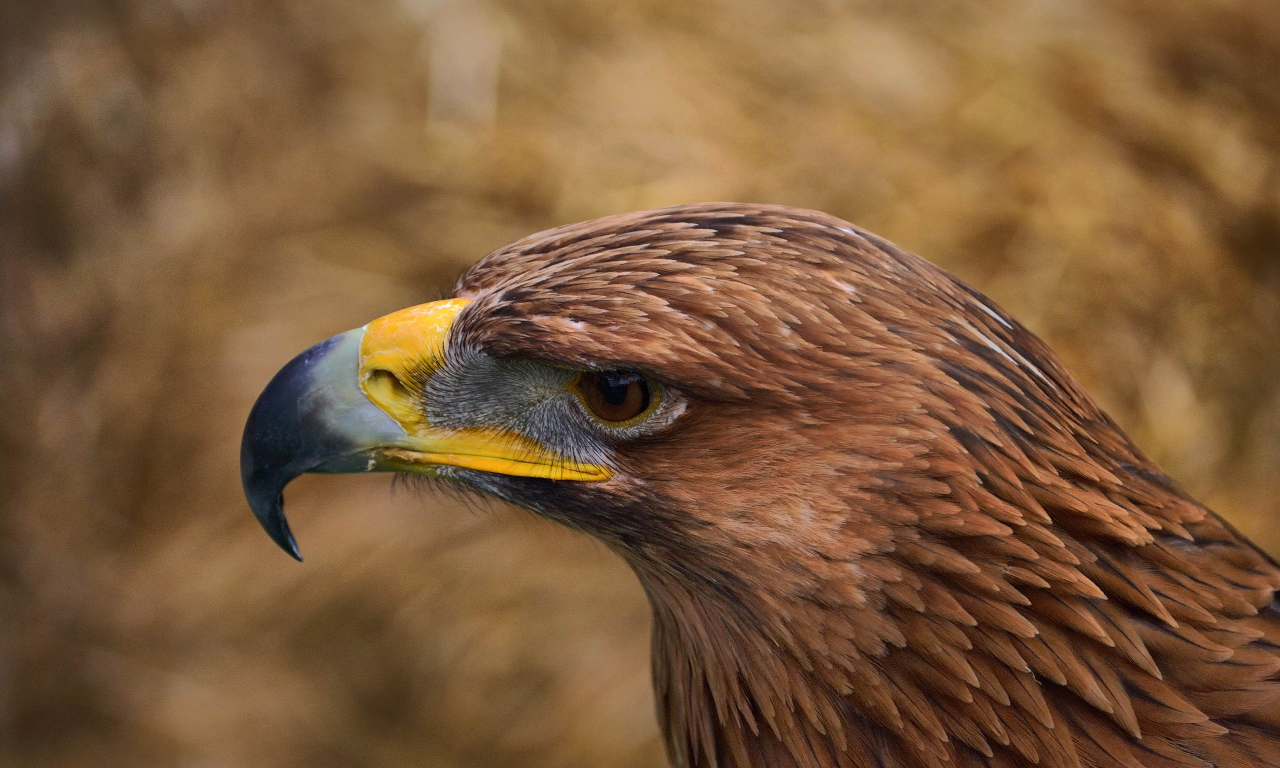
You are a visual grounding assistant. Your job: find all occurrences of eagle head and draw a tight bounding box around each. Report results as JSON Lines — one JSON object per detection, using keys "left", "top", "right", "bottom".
{"left": 241, "top": 203, "right": 1280, "bottom": 768}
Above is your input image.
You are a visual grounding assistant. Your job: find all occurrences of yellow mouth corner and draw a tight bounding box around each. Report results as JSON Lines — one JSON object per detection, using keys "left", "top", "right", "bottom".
{"left": 355, "top": 298, "right": 613, "bottom": 483}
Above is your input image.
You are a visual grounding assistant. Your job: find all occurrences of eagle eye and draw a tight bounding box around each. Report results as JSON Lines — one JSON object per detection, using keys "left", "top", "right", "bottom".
{"left": 575, "top": 370, "right": 655, "bottom": 424}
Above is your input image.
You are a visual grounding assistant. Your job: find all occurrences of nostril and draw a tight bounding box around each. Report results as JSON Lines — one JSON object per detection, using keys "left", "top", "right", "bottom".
{"left": 368, "top": 369, "right": 411, "bottom": 401}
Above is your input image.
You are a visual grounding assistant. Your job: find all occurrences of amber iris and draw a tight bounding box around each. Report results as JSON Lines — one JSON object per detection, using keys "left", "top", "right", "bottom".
{"left": 578, "top": 370, "right": 652, "bottom": 423}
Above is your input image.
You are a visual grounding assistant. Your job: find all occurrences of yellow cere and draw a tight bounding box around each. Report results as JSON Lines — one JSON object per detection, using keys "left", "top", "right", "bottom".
{"left": 359, "top": 298, "right": 472, "bottom": 426}
{"left": 357, "top": 298, "right": 612, "bottom": 483}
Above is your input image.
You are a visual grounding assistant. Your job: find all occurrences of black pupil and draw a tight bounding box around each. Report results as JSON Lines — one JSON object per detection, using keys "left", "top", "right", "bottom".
{"left": 600, "top": 372, "right": 638, "bottom": 406}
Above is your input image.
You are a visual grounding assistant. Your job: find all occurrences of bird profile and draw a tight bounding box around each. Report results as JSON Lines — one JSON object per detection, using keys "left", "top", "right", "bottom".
{"left": 241, "top": 203, "right": 1280, "bottom": 768}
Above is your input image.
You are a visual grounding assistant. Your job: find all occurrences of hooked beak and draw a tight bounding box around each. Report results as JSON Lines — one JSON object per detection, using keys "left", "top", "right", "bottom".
{"left": 240, "top": 298, "right": 610, "bottom": 560}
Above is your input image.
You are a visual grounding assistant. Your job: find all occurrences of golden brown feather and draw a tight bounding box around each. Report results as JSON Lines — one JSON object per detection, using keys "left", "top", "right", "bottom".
{"left": 446, "top": 204, "right": 1280, "bottom": 768}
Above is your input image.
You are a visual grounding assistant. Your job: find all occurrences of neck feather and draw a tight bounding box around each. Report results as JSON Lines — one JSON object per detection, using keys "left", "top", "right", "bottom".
{"left": 638, "top": 567, "right": 906, "bottom": 768}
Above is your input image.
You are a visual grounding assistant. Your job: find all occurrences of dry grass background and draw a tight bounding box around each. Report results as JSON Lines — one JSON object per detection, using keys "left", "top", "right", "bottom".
{"left": 1, "top": 0, "right": 1278, "bottom": 765}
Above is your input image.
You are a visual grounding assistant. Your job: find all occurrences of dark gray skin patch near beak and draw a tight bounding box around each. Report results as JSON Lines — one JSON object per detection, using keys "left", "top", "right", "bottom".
{"left": 240, "top": 328, "right": 407, "bottom": 560}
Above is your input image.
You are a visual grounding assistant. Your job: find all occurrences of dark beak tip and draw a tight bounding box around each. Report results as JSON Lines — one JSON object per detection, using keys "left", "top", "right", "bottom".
{"left": 239, "top": 337, "right": 345, "bottom": 563}
{"left": 241, "top": 331, "right": 380, "bottom": 563}
{"left": 266, "top": 506, "right": 304, "bottom": 562}
{"left": 281, "top": 537, "right": 304, "bottom": 562}
{"left": 240, "top": 443, "right": 304, "bottom": 561}
{"left": 244, "top": 482, "right": 305, "bottom": 561}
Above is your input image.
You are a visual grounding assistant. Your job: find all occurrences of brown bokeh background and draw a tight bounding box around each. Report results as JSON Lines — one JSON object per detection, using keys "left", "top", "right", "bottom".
{"left": 1, "top": 1, "right": 1278, "bottom": 766}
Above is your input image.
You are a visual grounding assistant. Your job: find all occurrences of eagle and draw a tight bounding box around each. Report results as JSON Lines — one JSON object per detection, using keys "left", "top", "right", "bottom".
{"left": 241, "top": 203, "right": 1280, "bottom": 768}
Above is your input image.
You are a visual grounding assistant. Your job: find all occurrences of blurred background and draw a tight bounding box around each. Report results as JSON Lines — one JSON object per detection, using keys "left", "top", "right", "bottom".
{"left": 1, "top": 0, "right": 1278, "bottom": 765}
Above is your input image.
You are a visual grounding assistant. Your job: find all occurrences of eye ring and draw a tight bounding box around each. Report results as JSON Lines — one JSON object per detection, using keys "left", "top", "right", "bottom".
{"left": 573, "top": 370, "right": 660, "bottom": 426}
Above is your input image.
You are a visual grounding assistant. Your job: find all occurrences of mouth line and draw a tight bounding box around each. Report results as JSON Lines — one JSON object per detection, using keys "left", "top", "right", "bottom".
{"left": 377, "top": 447, "right": 612, "bottom": 482}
